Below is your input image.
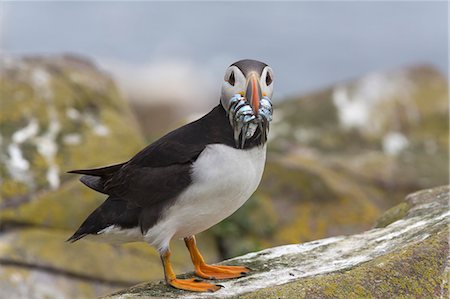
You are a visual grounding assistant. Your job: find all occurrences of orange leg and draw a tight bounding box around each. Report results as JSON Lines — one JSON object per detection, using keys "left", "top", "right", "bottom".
{"left": 160, "top": 248, "right": 222, "bottom": 292}
{"left": 184, "top": 235, "right": 250, "bottom": 280}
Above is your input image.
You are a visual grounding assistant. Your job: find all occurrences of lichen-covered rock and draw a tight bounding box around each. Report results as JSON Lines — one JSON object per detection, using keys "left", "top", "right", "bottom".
{"left": 103, "top": 185, "right": 449, "bottom": 298}
{"left": 271, "top": 65, "right": 448, "bottom": 196}
{"left": 0, "top": 54, "right": 144, "bottom": 228}
{"left": 0, "top": 228, "right": 217, "bottom": 298}
{"left": 0, "top": 227, "right": 221, "bottom": 299}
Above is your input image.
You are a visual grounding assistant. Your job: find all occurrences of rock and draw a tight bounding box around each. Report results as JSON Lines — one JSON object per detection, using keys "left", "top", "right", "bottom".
{"left": 0, "top": 227, "right": 216, "bottom": 298}
{"left": 0, "top": 54, "right": 143, "bottom": 229}
{"left": 271, "top": 65, "right": 448, "bottom": 195}
{"left": 103, "top": 185, "right": 449, "bottom": 298}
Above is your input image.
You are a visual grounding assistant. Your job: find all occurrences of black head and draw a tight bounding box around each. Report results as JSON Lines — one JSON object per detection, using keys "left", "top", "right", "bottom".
{"left": 231, "top": 59, "right": 268, "bottom": 78}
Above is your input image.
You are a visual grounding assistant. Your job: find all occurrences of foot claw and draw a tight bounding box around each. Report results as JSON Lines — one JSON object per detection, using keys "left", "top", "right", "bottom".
{"left": 207, "top": 284, "right": 223, "bottom": 292}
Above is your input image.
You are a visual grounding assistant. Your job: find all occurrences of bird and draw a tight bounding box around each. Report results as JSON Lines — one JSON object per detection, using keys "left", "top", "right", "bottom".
{"left": 67, "top": 59, "right": 274, "bottom": 292}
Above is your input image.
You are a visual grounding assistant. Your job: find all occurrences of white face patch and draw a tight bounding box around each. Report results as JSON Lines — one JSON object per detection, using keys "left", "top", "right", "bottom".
{"left": 260, "top": 66, "right": 274, "bottom": 99}
{"left": 221, "top": 66, "right": 246, "bottom": 111}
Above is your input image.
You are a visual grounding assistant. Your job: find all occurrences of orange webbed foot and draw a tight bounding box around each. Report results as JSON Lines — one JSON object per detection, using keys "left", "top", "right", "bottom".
{"left": 195, "top": 264, "right": 250, "bottom": 280}
{"left": 168, "top": 277, "right": 223, "bottom": 292}
{"left": 184, "top": 235, "right": 251, "bottom": 280}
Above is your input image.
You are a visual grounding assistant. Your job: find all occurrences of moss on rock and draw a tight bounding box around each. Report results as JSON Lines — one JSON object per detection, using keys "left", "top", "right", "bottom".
{"left": 270, "top": 64, "right": 448, "bottom": 206}
{"left": 260, "top": 155, "right": 380, "bottom": 244}
{"left": 374, "top": 202, "right": 411, "bottom": 228}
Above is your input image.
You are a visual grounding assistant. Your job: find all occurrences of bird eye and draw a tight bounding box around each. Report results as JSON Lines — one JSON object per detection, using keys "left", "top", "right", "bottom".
{"left": 228, "top": 71, "right": 235, "bottom": 86}
{"left": 266, "top": 73, "right": 273, "bottom": 86}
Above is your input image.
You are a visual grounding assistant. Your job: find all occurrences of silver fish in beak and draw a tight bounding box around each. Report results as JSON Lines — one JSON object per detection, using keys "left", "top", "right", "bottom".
{"left": 228, "top": 73, "right": 273, "bottom": 149}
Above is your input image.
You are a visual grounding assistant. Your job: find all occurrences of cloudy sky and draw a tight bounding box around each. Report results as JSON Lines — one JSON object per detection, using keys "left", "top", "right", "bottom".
{"left": 2, "top": 1, "right": 448, "bottom": 104}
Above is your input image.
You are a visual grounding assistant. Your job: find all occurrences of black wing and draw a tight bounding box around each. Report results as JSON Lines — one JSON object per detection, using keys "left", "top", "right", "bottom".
{"left": 69, "top": 104, "right": 234, "bottom": 215}
{"left": 103, "top": 104, "right": 234, "bottom": 204}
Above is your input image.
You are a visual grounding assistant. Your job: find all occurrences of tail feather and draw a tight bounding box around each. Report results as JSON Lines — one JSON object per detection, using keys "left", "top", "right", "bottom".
{"left": 79, "top": 175, "right": 107, "bottom": 194}
{"left": 67, "top": 196, "right": 141, "bottom": 243}
{"left": 67, "top": 162, "right": 125, "bottom": 177}
{"left": 68, "top": 162, "right": 125, "bottom": 193}
{"left": 66, "top": 233, "right": 87, "bottom": 243}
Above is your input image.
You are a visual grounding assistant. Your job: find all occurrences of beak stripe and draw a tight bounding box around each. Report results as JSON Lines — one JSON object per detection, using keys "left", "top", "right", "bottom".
{"left": 251, "top": 77, "right": 260, "bottom": 114}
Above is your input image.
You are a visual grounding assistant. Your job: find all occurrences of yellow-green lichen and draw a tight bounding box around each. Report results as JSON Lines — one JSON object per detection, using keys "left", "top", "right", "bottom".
{"left": 374, "top": 202, "right": 411, "bottom": 228}
{"left": 241, "top": 230, "right": 449, "bottom": 299}
{"left": 0, "top": 55, "right": 144, "bottom": 228}
{"left": 259, "top": 155, "right": 380, "bottom": 245}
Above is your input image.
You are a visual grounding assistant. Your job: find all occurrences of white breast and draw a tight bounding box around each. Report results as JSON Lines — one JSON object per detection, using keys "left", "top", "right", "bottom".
{"left": 144, "top": 144, "right": 267, "bottom": 251}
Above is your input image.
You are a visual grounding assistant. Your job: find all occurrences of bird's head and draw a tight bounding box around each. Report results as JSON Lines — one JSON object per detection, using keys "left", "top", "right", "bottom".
{"left": 220, "top": 59, "right": 274, "bottom": 148}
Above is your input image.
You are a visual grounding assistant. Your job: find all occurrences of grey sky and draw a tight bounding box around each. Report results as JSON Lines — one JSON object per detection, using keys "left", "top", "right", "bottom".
{"left": 2, "top": 1, "right": 448, "bottom": 100}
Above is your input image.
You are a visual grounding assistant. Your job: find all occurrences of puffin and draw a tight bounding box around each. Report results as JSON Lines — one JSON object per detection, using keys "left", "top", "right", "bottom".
{"left": 67, "top": 59, "right": 274, "bottom": 292}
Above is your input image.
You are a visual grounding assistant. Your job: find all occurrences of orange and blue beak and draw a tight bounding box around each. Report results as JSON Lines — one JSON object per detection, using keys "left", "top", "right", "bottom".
{"left": 244, "top": 73, "right": 262, "bottom": 116}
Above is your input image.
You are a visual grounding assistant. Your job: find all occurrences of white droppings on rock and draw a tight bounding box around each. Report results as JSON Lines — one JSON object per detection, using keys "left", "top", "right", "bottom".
{"left": 66, "top": 107, "right": 81, "bottom": 120}
{"left": 34, "top": 108, "right": 61, "bottom": 190}
{"left": 35, "top": 124, "right": 59, "bottom": 160}
{"left": 1, "top": 56, "right": 27, "bottom": 72}
{"left": 3, "top": 119, "right": 41, "bottom": 185}
{"left": 93, "top": 124, "right": 110, "bottom": 136}
{"left": 6, "top": 144, "right": 30, "bottom": 182}
{"left": 62, "top": 133, "right": 82, "bottom": 145}
{"left": 333, "top": 86, "right": 370, "bottom": 129}
{"left": 382, "top": 132, "right": 409, "bottom": 155}
{"left": 239, "top": 236, "right": 343, "bottom": 262}
{"left": 31, "top": 68, "right": 53, "bottom": 100}
{"left": 332, "top": 70, "right": 414, "bottom": 134}
{"left": 46, "top": 165, "right": 60, "bottom": 190}
{"left": 84, "top": 113, "right": 110, "bottom": 136}
{"left": 12, "top": 119, "right": 39, "bottom": 144}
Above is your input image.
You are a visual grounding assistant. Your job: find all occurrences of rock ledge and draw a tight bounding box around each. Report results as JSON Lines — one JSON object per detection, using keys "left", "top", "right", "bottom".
{"left": 104, "top": 185, "right": 449, "bottom": 298}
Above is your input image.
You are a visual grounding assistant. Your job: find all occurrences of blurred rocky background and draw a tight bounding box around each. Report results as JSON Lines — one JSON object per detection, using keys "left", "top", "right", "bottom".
{"left": 0, "top": 54, "right": 447, "bottom": 298}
